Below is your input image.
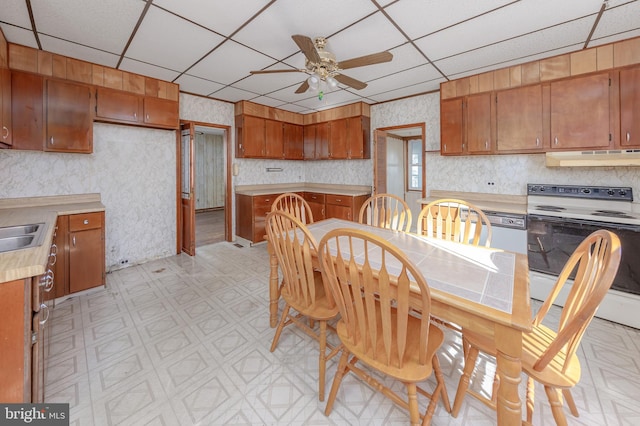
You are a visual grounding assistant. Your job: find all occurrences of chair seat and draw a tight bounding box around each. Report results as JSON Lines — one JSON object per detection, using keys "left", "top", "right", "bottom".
{"left": 463, "top": 323, "right": 581, "bottom": 389}
{"left": 337, "top": 306, "right": 444, "bottom": 383}
{"left": 281, "top": 270, "right": 338, "bottom": 321}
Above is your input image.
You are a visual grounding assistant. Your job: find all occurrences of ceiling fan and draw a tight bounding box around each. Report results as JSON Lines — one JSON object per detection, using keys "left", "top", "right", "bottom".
{"left": 250, "top": 34, "right": 393, "bottom": 96}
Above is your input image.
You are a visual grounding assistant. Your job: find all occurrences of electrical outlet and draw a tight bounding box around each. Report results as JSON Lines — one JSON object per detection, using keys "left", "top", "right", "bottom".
{"left": 487, "top": 182, "right": 496, "bottom": 186}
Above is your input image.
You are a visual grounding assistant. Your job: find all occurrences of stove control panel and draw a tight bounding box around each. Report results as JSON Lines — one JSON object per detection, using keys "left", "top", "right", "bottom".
{"left": 527, "top": 184, "right": 633, "bottom": 201}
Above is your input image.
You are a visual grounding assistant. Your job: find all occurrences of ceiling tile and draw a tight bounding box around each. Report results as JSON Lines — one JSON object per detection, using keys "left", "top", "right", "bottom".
{"left": 175, "top": 74, "right": 226, "bottom": 97}
{"left": 126, "top": 6, "right": 225, "bottom": 71}
{"left": 232, "top": 0, "right": 378, "bottom": 60}
{"left": 1, "top": 0, "right": 33, "bottom": 28}
{"left": 119, "top": 58, "right": 181, "bottom": 83}
{"left": 294, "top": 89, "right": 364, "bottom": 111}
{"left": 384, "top": 0, "right": 516, "bottom": 40}
{"left": 367, "top": 80, "right": 443, "bottom": 103}
{"left": 342, "top": 43, "right": 430, "bottom": 83}
{"left": 357, "top": 65, "right": 442, "bottom": 98}
{"left": 592, "top": 1, "right": 640, "bottom": 40}
{"left": 0, "top": 25, "right": 38, "bottom": 49}
{"left": 209, "top": 86, "right": 260, "bottom": 102}
{"left": 233, "top": 71, "right": 308, "bottom": 96}
{"left": 32, "top": 0, "right": 146, "bottom": 54}
{"left": 188, "top": 40, "right": 275, "bottom": 85}
{"left": 39, "top": 35, "right": 120, "bottom": 68}
{"left": 152, "top": 0, "right": 270, "bottom": 37}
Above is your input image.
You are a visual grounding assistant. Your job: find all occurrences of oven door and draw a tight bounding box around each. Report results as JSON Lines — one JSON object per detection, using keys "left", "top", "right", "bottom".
{"left": 527, "top": 214, "right": 640, "bottom": 295}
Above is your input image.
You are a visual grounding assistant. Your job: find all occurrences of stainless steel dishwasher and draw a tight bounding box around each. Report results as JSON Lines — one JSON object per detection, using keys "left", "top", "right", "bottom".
{"left": 482, "top": 211, "right": 527, "bottom": 254}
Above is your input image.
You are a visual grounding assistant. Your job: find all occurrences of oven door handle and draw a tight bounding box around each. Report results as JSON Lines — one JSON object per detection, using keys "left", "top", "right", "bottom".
{"left": 528, "top": 214, "right": 640, "bottom": 232}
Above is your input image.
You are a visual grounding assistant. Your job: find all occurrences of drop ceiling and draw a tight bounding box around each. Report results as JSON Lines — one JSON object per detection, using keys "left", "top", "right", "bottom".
{"left": 1, "top": 0, "right": 638, "bottom": 114}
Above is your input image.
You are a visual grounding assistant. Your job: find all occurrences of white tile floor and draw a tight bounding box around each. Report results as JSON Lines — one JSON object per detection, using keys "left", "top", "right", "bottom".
{"left": 44, "top": 242, "right": 640, "bottom": 425}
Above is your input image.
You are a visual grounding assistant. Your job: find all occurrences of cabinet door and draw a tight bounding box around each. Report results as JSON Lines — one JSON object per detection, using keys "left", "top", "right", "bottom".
{"left": 314, "top": 122, "right": 330, "bottom": 159}
{"left": 253, "top": 194, "right": 278, "bottom": 242}
{"left": 620, "top": 66, "right": 640, "bottom": 148}
{"left": 69, "top": 227, "right": 104, "bottom": 293}
{"left": 466, "top": 93, "right": 493, "bottom": 153}
{"left": 347, "top": 116, "right": 369, "bottom": 159}
{"left": 96, "top": 87, "right": 142, "bottom": 123}
{"left": 303, "top": 124, "right": 317, "bottom": 159}
{"left": 329, "top": 118, "right": 348, "bottom": 159}
{"left": 440, "top": 98, "right": 464, "bottom": 155}
{"left": 264, "top": 119, "right": 284, "bottom": 158}
{"left": 0, "top": 67, "right": 11, "bottom": 146}
{"left": 496, "top": 84, "right": 546, "bottom": 152}
{"left": 242, "top": 115, "right": 265, "bottom": 157}
{"left": 304, "top": 192, "right": 326, "bottom": 220}
{"left": 11, "top": 71, "right": 44, "bottom": 151}
{"left": 283, "top": 122, "right": 303, "bottom": 159}
{"left": 326, "top": 204, "right": 352, "bottom": 221}
{"left": 143, "top": 97, "right": 178, "bottom": 129}
{"left": 49, "top": 215, "right": 68, "bottom": 299}
{"left": 550, "top": 73, "right": 611, "bottom": 150}
{"left": 45, "top": 79, "right": 93, "bottom": 153}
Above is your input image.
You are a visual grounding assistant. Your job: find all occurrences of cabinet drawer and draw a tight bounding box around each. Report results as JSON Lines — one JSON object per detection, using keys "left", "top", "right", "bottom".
{"left": 304, "top": 192, "right": 325, "bottom": 203}
{"left": 69, "top": 212, "right": 102, "bottom": 231}
{"left": 326, "top": 194, "right": 353, "bottom": 207}
{"left": 254, "top": 194, "right": 279, "bottom": 211}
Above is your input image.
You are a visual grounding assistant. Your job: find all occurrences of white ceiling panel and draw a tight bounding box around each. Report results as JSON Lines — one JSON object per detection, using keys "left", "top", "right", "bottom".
{"left": 119, "top": 58, "right": 181, "bottom": 83}
{"left": 31, "top": 0, "right": 145, "bottom": 54}
{"left": 357, "top": 65, "right": 442, "bottom": 98}
{"left": 39, "top": 35, "right": 121, "bottom": 68}
{"left": 188, "top": 40, "right": 275, "bottom": 85}
{"left": 174, "top": 74, "right": 226, "bottom": 97}
{"left": 343, "top": 43, "right": 432, "bottom": 83}
{"left": 233, "top": 71, "right": 307, "bottom": 95}
{"left": 0, "top": 25, "right": 38, "bottom": 49}
{"left": 1, "top": 0, "right": 33, "bottom": 28}
{"left": 126, "top": 6, "right": 225, "bottom": 71}
{"left": 232, "top": 0, "right": 377, "bottom": 60}
{"left": 591, "top": 29, "right": 640, "bottom": 47}
{"left": 294, "top": 89, "right": 364, "bottom": 111}
{"left": 384, "top": 0, "right": 516, "bottom": 40}
{"left": 209, "top": 86, "right": 260, "bottom": 102}
{"left": 592, "top": 1, "right": 640, "bottom": 40}
{"left": 367, "top": 80, "right": 444, "bottom": 103}
{"left": 152, "top": 0, "right": 270, "bottom": 37}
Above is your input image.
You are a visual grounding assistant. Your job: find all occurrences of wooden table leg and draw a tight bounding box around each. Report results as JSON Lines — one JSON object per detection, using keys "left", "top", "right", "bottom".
{"left": 268, "top": 240, "right": 279, "bottom": 328}
{"left": 494, "top": 324, "right": 523, "bottom": 425}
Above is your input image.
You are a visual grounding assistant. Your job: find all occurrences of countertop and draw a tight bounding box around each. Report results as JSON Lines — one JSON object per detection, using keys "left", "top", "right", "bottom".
{"left": 0, "top": 194, "right": 105, "bottom": 283}
{"left": 235, "top": 183, "right": 372, "bottom": 197}
{"left": 417, "top": 190, "right": 527, "bottom": 215}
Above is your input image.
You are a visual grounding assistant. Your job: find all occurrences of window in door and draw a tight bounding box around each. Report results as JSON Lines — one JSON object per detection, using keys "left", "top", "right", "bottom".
{"left": 407, "top": 139, "right": 423, "bottom": 191}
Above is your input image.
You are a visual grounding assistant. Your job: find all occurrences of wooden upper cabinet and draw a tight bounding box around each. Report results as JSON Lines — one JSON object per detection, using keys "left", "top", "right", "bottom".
{"left": 45, "top": 79, "right": 94, "bottom": 153}
{"left": 283, "top": 122, "right": 303, "bottom": 159}
{"left": 549, "top": 72, "right": 612, "bottom": 150}
{"left": 237, "top": 115, "right": 265, "bottom": 158}
{"left": 11, "top": 71, "right": 44, "bottom": 151}
{"left": 496, "top": 84, "right": 546, "bottom": 152}
{"left": 143, "top": 96, "right": 178, "bottom": 129}
{"left": 95, "top": 87, "right": 142, "bottom": 124}
{"left": 329, "top": 118, "right": 348, "bottom": 159}
{"left": 303, "top": 122, "right": 330, "bottom": 159}
{"left": 466, "top": 92, "right": 493, "bottom": 153}
{"left": 303, "top": 123, "right": 317, "bottom": 159}
{"left": 264, "top": 119, "right": 284, "bottom": 158}
{"left": 440, "top": 97, "right": 464, "bottom": 155}
{"left": 347, "top": 116, "right": 370, "bottom": 159}
{"left": 620, "top": 66, "right": 640, "bottom": 148}
{"left": 0, "top": 67, "right": 11, "bottom": 146}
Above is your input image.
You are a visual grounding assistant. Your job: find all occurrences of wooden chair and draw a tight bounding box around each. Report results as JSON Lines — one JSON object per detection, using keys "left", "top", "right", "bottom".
{"left": 452, "top": 230, "right": 622, "bottom": 425}
{"left": 265, "top": 210, "right": 340, "bottom": 401}
{"left": 416, "top": 198, "right": 492, "bottom": 247}
{"left": 319, "top": 228, "right": 451, "bottom": 424}
{"left": 358, "top": 193, "right": 412, "bottom": 232}
{"left": 271, "top": 192, "right": 314, "bottom": 224}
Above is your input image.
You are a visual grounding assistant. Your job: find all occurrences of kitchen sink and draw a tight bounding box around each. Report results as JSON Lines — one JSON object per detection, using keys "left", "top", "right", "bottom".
{"left": 0, "top": 223, "right": 47, "bottom": 253}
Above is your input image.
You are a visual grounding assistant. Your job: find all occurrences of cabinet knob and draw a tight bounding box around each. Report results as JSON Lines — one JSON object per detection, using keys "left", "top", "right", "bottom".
{"left": 146, "top": 114, "right": 150, "bottom": 120}
{"left": 84, "top": 219, "right": 89, "bottom": 225}
{"left": 73, "top": 235, "right": 76, "bottom": 246}
{"left": 627, "top": 132, "right": 631, "bottom": 142}
{"left": 536, "top": 137, "right": 540, "bottom": 146}
{"left": 2, "top": 126, "right": 8, "bottom": 139}
{"left": 134, "top": 112, "right": 137, "bottom": 119}
{"left": 554, "top": 137, "right": 558, "bottom": 145}
{"left": 39, "top": 304, "right": 50, "bottom": 325}
{"left": 50, "top": 136, "right": 54, "bottom": 145}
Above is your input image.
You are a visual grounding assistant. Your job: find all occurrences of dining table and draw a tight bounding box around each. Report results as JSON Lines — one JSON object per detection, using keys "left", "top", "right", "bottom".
{"left": 266, "top": 218, "right": 532, "bottom": 425}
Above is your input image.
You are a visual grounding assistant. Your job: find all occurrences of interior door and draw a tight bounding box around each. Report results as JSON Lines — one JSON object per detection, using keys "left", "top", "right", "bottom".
{"left": 373, "top": 129, "right": 387, "bottom": 195}
{"left": 181, "top": 123, "right": 196, "bottom": 255}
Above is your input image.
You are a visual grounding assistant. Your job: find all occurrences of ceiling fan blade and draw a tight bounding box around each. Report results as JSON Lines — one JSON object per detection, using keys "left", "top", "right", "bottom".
{"left": 334, "top": 74, "right": 367, "bottom": 90}
{"left": 292, "top": 34, "right": 321, "bottom": 63}
{"left": 295, "top": 80, "right": 309, "bottom": 94}
{"left": 250, "top": 69, "right": 301, "bottom": 74}
{"left": 338, "top": 51, "right": 393, "bottom": 70}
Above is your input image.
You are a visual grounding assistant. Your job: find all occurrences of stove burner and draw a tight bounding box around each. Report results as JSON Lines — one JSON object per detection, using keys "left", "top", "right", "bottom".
{"left": 535, "top": 205, "right": 566, "bottom": 212}
{"left": 592, "top": 210, "right": 635, "bottom": 219}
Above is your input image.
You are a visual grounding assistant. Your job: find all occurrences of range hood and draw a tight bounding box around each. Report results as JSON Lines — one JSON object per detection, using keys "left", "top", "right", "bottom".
{"left": 545, "top": 149, "right": 640, "bottom": 167}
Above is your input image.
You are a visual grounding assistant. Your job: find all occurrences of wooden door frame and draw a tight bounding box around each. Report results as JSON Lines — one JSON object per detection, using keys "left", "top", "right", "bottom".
{"left": 374, "top": 123, "right": 426, "bottom": 199}
{"left": 176, "top": 120, "right": 233, "bottom": 254}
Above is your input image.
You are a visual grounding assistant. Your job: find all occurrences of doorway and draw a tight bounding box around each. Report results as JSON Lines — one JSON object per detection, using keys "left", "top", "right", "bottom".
{"left": 374, "top": 124, "right": 425, "bottom": 232}
{"left": 177, "top": 121, "right": 233, "bottom": 255}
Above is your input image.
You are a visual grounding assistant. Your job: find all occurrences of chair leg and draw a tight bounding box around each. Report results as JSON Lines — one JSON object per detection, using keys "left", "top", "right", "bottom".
{"left": 270, "top": 305, "right": 290, "bottom": 352}
{"left": 526, "top": 376, "right": 535, "bottom": 424}
{"left": 318, "top": 320, "right": 327, "bottom": 401}
{"left": 406, "top": 383, "right": 420, "bottom": 426}
{"left": 432, "top": 355, "right": 451, "bottom": 413}
{"left": 563, "top": 389, "right": 579, "bottom": 417}
{"left": 325, "top": 350, "right": 350, "bottom": 416}
{"left": 545, "top": 386, "right": 568, "bottom": 426}
{"left": 451, "top": 345, "right": 480, "bottom": 417}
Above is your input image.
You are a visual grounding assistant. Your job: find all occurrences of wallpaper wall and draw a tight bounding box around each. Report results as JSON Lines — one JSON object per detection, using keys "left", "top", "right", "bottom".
{"left": 370, "top": 92, "right": 640, "bottom": 199}
{"left": 0, "top": 123, "right": 176, "bottom": 270}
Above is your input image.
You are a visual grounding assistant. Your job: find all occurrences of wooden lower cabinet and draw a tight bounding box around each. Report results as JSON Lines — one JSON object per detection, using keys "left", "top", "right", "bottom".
{"left": 303, "top": 192, "right": 325, "bottom": 221}
{"left": 325, "top": 193, "right": 369, "bottom": 221}
{"left": 236, "top": 193, "right": 280, "bottom": 243}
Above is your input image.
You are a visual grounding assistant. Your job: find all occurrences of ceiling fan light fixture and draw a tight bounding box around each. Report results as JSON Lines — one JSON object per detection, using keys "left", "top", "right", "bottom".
{"left": 326, "top": 76, "right": 338, "bottom": 89}
{"left": 308, "top": 73, "right": 320, "bottom": 90}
